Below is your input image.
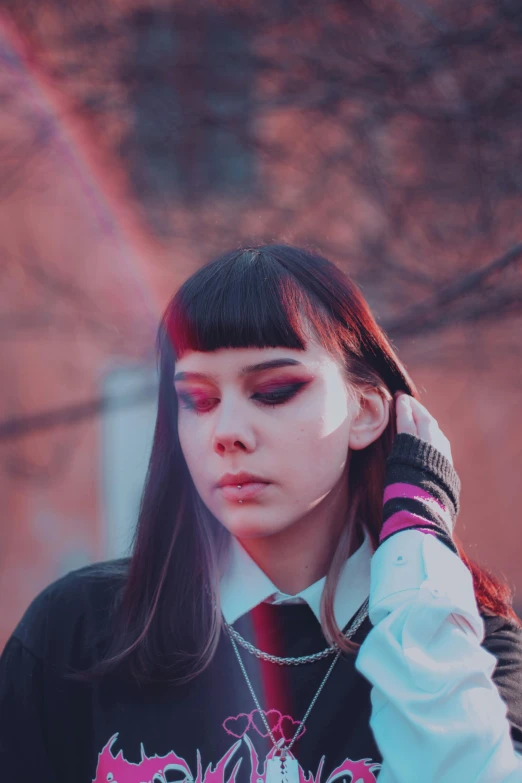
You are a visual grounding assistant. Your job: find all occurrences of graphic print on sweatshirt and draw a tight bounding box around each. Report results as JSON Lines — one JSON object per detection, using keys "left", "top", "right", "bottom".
{"left": 93, "top": 709, "right": 381, "bottom": 783}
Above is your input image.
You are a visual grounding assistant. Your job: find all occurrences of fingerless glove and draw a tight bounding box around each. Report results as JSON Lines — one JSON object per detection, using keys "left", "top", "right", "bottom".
{"left": 379, "top": 433, "right": 461, "bottom": 556}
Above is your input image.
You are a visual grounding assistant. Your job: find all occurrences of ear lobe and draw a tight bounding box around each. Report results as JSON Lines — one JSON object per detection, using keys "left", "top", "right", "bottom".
{"left": 348, "top": 389, "right": 390, "bottom": 451}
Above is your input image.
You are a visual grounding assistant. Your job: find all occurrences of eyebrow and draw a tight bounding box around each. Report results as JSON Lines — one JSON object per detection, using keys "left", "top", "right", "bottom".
{"left": 173, "top": 358, "right": 304, "bottom": 383}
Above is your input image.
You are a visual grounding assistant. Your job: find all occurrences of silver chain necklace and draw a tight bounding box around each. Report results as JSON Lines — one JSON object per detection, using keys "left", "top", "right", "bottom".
{"left": 224, "top": 596, "right": 369, "bottom": 665}
{"left": 226, "top": 598, "right": 369, "bottom": 783}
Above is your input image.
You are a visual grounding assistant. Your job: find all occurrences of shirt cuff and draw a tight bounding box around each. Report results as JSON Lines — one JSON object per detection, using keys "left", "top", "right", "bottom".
{"left": 369, "top": 529, "right": 484, "bottom": 641}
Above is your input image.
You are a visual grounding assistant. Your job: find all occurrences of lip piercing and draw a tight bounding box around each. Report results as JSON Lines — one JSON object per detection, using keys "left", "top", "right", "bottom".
{"left": 238, "top": 484, "right": 243, "bottom": 503}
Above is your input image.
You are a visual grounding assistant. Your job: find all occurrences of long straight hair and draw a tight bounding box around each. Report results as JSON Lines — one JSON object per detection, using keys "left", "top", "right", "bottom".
{"left": 81, "top": 244, "right": 519, "bottom": 684}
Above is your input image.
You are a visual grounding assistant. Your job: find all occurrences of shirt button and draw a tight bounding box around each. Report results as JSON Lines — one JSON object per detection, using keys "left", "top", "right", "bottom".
{"left": 395, "top": 554, "right": 407, "bottom": 565}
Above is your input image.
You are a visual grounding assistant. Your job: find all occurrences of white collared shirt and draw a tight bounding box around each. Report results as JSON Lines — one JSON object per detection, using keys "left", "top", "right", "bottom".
{"left": 220, "top": 526, "right": 372, "bottom": 627}
{"left": 220, "top": 529, "right": 522, "bottom": 782}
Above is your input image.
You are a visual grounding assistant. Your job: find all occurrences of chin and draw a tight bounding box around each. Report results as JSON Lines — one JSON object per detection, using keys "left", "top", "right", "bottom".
{"left": 220, "top": 512, "right": 291, "bottom": 540}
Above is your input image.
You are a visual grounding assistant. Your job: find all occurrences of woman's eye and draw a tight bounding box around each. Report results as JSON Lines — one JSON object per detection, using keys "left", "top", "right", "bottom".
{"left": 253, "top": 382, "right": 307, "bottom": 406}
{"left": 177, "top": 394, "right": 216, "bottom": 414}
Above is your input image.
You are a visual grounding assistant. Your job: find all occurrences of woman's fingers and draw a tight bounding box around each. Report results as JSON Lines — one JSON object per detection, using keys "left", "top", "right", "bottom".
{"left": 395, "top": 393, "right": 417, "bottom": 436}
{"left": 395, "top": 393, "right": 453, "bottom": 465}
{"left": 410, "top": 397, "right": 438, "bottom": 442}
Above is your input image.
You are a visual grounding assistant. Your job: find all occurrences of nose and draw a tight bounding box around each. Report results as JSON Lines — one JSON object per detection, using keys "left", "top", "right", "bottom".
{"left": 212, "top": 398, "right": 255, "bottom": 455}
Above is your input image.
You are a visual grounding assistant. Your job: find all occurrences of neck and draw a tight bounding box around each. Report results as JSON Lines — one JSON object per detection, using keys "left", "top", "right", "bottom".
{"left": 236, "top": 477, "right": 357, "bottom": 595}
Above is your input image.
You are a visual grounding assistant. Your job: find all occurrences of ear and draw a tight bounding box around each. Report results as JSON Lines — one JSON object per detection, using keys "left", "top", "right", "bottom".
{"left": 348, "top": 388, "right": 390, "bottom": 451}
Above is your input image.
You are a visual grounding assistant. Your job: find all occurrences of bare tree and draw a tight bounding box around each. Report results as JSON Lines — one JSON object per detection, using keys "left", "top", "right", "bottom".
{"left": 0, "top": 0, "right": 521, "bottom": 451}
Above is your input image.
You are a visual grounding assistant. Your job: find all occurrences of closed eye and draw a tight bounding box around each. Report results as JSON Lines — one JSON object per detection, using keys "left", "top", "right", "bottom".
{"left": 252, "top": 382, "right": 308, "bottom": 406}
{"left": 177, "top": 381, "right": 308, "bottom": 414}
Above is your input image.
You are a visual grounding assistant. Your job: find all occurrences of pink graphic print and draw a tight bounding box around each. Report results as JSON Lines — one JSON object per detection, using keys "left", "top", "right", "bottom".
{"left": 223, "top": 709, "right": 306, "bottom": 743}
{"left": 93, "top": 710, "right": 381, "bottom": 783}
{"left": 93, "top": 735, "right": 243, "bottom": 783}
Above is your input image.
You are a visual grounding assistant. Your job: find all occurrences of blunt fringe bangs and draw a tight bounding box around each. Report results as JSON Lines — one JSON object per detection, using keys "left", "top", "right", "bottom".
{"left": 165, "top": 245, "right": 412, "bottom": 397}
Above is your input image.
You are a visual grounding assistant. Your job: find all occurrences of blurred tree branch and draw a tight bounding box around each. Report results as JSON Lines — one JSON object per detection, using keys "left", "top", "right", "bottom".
{"left": 385, "top": 242, "right": 522, "bottom": 337}
{"left": 0, "top": 382, "right": 158, "bottom": 441}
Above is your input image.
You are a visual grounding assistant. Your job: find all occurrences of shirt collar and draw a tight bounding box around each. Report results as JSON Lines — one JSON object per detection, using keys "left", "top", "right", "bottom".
{"left": 220, "top": 526, "right": 373, "bottom": 629}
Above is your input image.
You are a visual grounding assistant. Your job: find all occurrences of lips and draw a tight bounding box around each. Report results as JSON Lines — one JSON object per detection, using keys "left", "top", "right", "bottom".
{"left": 217, "top": 472, "right": 269, "bottom": 488}
{"left": 219, "top": 482, "right": 270, "bottom": 502}
{"left": 216, "top": 472, "right": 271, "bottom": 503}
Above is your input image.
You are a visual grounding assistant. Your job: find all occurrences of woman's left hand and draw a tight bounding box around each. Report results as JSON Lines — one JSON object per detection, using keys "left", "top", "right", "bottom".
{"left": 395, "top": 392, "right": 454, "bottom": 467}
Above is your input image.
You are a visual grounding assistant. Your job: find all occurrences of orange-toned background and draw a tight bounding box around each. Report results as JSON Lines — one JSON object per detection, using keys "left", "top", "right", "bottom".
{"left": 1, "top": 2, "right": 521, "bottom": 649}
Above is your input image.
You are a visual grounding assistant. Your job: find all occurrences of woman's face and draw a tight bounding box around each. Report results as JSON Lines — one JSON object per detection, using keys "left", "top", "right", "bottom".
{"left": 174, "top": 341, "right": 385, "bottom": 541}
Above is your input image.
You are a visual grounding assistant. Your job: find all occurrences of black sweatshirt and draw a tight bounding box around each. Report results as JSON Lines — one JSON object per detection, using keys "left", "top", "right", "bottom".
{"left": 1, "top": 435, "right": 522, "bottom": 782}
{"left": 1, "top": 567, "right": 522, "bottom": 783}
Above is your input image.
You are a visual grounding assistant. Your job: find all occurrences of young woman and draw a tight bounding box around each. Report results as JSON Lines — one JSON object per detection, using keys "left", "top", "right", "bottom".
{"left": 1, "top": 244, "right": 521, "bottom": 783}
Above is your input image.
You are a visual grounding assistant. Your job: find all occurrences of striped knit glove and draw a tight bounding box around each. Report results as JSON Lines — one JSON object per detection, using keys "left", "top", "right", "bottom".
{"left": 379, "top": 433, "right": 461, "bottom": 556}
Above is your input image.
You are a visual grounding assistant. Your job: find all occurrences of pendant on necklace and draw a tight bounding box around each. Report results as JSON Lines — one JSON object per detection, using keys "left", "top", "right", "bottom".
{"left": 266, "top": 751, "right": 299, "bottom": 783}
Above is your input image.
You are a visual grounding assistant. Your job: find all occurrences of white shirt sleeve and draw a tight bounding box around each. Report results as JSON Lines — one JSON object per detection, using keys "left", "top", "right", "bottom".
{"left": 355, "top": 529, "right": 522, "bottom": 783}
